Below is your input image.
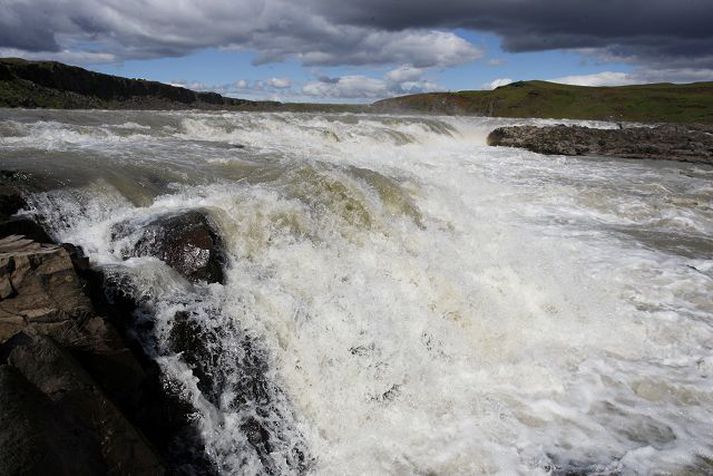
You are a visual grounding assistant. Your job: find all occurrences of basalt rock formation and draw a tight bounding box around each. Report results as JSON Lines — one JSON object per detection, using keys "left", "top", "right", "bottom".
{"left": 487, "top": 124, "right": 713, "bottom": 165}
{"left": 0, "top": 176, "right": 226, "bottom": 475}
{"left": 0, "top": 236, "right": 164, "bottom": 475}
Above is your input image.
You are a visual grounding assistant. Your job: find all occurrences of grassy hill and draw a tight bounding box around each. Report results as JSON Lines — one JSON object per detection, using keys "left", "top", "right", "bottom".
{"left": 372, "top": 80, "right": 713, "bottom": 123}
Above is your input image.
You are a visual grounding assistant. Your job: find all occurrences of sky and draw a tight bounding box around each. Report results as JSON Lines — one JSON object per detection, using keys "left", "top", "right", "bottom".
{"left": 1, "top": 0, "right": 712, "bottom": 103}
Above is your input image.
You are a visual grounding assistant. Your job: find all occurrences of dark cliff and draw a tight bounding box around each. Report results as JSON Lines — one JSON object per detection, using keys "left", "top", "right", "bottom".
{"left": 0, "top": 57, "right": 276, "bottom": 110}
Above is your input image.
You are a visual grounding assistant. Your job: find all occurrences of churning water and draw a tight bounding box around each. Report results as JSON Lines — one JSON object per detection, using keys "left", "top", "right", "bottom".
{"left": 1, "top": 109, "right": 712, "bottom": 475}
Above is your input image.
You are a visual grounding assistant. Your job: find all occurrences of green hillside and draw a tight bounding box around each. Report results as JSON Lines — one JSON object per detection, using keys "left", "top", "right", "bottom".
{"left": 372, "top": 80, "right": 713, "bottom": 123}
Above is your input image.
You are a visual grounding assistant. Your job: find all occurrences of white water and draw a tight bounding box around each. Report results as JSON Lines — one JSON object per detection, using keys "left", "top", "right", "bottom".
{"left": 1, "top": 110, "right": 712, "bottom": 475}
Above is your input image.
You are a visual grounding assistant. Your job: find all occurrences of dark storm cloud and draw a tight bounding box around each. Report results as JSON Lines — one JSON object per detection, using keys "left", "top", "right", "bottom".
{"left": 310, "top": 0, "right": 713, "bottom": 67}
{"left": 0, "top": 2, "right": 60, "bottom": 51}
{"left": 0, "top": 0, "right": 711, "bottom": 73}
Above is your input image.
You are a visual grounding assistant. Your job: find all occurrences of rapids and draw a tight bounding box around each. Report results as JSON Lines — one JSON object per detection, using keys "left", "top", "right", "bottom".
{"left": 1, "top": 109, "right": 712, "bottom": 475}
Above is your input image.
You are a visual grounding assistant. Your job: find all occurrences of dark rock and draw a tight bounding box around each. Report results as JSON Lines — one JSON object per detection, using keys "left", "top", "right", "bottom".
{"left": 0, "top": 236, "right": 91, "bottom": 341}
{"left": 0, "top": 57, "right": 262, "bottom": 110}
{"left": 0, "top": 216, "right": 54, "bottom": 243}
{"left": 167, "top": 308, "right": 312, "bottom": 474}
{"left": 7, "top": 335, "right": 164, "bottom": 475}
{"left": 487, "top": 124, "right": 713, "bottom": 165}
{"left": 169, "top": 310, "right": 220, "bottom": 399}
{"left": 82, "top": 269, "right": 221, "bottom": 475}
{"left": 0, "top": 364, "right": 103, "bottom": 476}
{"left": 115, "top": 210, "right": 226, "bottom": 284}
{"left": 0, "top": 233, "right": 220, "bottom": 474}
{"left": 0, "top": 185, "right": 25, "bottom": 221}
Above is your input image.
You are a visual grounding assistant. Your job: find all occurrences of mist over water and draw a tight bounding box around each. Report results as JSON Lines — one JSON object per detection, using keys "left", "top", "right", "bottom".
{"left": 1, "top": 109, "right": 712, "bottom": 474}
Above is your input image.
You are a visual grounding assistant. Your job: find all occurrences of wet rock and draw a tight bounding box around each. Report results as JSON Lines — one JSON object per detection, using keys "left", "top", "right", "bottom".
{"left": 86, "top": 272, "right": 221, "bottom": 475}
{"left": 0, "top": 216, "right": 54, "bottom": 243}
{"left": 0, "top": 233, "right": 220, "bottom": 474}
{"left": 0, "top": 185, "right": 25, "bottom": 221}
{"left": 0, "top": 171, "right": 55, "bottom": 243}
{"left": 169, "top": 310, "right": 221, "bottom": 398}
{"left": 7, "top": 334, "right": 164, "bottom": 475}
{"left": 487, "top": 124, "right": 713, "bottom": 165}
{"left": 167, "top": 310, "right": 312, "bottom": 474}
{"left": 116, "top": 210, "right": 225, "bottom": 284}
{"left": 0, "top": 364, "right": 103, "bottom": 476}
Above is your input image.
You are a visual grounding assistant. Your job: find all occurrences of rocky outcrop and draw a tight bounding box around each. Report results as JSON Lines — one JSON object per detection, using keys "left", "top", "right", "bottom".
{"left": 0, "top": 236, "right": 165, "bottom": 475}
{"left": 114, "top": 210, "right": 226, "bottom": 284}
{"left": 487, "top": 124, "right": 713, "bottom": 165}
{"left": 0, "top": 174, "right": 54, "bottom": 243}
{"left": 0, "top": 175, "right": 227, "bottom": 473}
{"left": 0, "top": 184, "right": 25, "bottom": 220}
{"left": 0, "top": 236, "right": 97, "bottom": 342}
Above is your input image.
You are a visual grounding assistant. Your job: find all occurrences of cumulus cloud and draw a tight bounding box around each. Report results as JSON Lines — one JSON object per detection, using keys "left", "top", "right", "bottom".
{"left": 302, "top": 75, "right": 388, "bottom": 99}
{"left": 0, "top": 0, "right": 481, "bottom": 69}
{"left": 2, "top": 0, "right": 710, "bottom": 90}
{"left": 266, "top": 77, "right": 291, "bottom": 88}
{"left": 302, "top": 69, "right": 439, "bottom": 100}
{"left": 386, "top": 65, "right": 426, "bottom": 82}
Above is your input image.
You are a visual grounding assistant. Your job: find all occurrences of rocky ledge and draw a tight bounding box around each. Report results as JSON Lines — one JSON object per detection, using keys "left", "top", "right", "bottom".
{"left": 0, "top": 179, "right": 226, "bottom": 475}
{"left": 487, "top": 124, "right": 713, "bottom": 165}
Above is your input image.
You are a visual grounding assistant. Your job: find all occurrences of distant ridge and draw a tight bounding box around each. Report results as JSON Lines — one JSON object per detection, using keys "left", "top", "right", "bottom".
{"left": 2, "top": 58, "right": 712, "bottom": 122}
{"left": 0, "top": 57, "right": 276, "bottom": 110}
{"left": 0, "top": 57, "right": 359, "bottom": 112}
{"left": 372, "top": 80, "right": 713, "bottom": 123}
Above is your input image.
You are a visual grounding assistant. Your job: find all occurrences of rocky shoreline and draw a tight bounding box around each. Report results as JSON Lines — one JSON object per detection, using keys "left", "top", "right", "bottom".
{"left": 0, "top": 175, "right": 226, "bottom": 475}
{"left": 487, "top": 124, "right": 713, "bottom": 165}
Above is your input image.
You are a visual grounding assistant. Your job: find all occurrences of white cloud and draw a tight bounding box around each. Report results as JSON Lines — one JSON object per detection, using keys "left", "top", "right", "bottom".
{"left": 0, "top": 47, "right": 117, "bottom": 64}
{"left": 266, "top": 77, "right": 291, "bottom": 88}
{"left": 386, "top": 65, "right": 425, "bottom": 83}
{"left": 549, "top": 72, "right": 636, "bottom": 87}
{"left": 302, "top": 75, "right": 388, "bottom": 99}
{"left": 302, "top": 68, "right": 440, "bottom": 100}
{"left": 550, "top": 68, "right": 713, "bottom": 87}
{"left": 483, "top": 78, "right": 513, "bottom": 89}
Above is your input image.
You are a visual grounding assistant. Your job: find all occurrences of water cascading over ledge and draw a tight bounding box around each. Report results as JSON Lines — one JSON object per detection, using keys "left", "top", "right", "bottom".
{"left": 1, "top": 109, "right": 711, "bottom": 475}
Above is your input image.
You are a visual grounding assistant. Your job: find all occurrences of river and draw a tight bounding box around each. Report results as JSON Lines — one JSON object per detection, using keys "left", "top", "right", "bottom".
{"left": 1, "top": 109, "right": 712, "bottom": 475}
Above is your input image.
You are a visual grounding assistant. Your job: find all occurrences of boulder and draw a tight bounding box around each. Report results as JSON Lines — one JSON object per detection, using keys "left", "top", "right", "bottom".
{"left": 487, "top": 124, "right": 713, "bottom": 165}
{"left": 115, "top": 210, "right": 225, "bottom": 284}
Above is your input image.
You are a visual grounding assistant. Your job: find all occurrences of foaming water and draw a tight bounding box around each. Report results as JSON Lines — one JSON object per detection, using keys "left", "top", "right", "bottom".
{"left": 2, "top": 109, "right": 712, "bottom": 474}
